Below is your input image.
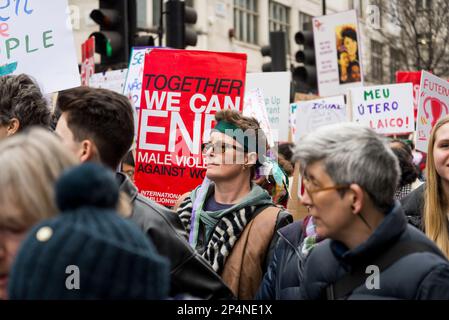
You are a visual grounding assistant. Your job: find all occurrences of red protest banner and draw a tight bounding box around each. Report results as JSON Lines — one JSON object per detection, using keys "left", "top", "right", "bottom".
{"left": 81, "top": 37, "right": 95, "bottom": 86}
{"left": 396, "top": 71, "right": 422, "bottom": 120}
{"left": 135, "top": 49, "right": 247, "bottom": 206}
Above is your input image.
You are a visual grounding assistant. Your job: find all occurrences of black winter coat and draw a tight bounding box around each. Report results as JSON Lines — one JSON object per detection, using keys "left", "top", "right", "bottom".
{"left": 255, "top": 221, "right": 307, "bottom": 300}
{"left": 299, "top": 202, "right": 449, "bottom": 300}
{"left": 117, "top": 173, "right": 234, "bottom": 299}
{"left": 401, "top": 183, "right": 425, "bottom": 230}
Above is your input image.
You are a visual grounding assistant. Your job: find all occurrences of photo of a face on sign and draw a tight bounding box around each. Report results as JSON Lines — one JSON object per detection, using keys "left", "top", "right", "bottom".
{"left": 336, "top": 25, "right": 360, "bottom": 85}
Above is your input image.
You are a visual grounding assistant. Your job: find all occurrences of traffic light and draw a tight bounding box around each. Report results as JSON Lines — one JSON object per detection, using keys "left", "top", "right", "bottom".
{"left": 165, "top": 0, "right": 198, "bottom": 49}
{"left": 90, "top": 0, "right": 130, "bottom": 67}
{"left": 293, "top": 22, "right": 317, "bottom": 93}
{"left": 260, "top": 31, "right": 287, "bottom": 72}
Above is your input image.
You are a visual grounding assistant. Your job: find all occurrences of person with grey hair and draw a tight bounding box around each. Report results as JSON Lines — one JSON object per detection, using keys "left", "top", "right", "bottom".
{"left": 0, "top": 74, "right": 51, "bottom": 139}
{"left": 263, "top": 123, "right": 449, "bottom": 300}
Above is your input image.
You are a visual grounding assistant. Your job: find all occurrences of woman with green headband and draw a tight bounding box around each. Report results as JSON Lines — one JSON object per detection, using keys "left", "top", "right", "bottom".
{"left": 175, "top": 110, "right": 292, "bottom": 299}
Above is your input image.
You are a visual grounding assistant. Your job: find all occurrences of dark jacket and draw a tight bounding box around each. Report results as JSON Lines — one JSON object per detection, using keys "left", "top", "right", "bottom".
{"left": 299, "top": 202, "right": 449, "bottom": 300}
{"left": 117, "top": 173, "right": 234, "bottom": 299}
{"left": 401, "top": 183, "right": 425, "bottom": 230}
{"left": 255, "top": 221, "right": 307, "bottom": 300}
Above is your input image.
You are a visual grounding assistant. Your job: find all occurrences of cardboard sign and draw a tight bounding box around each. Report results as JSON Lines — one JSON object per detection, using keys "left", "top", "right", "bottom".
{"left": 416, "top": 71, "right": 449, "bottom": 152}
{"left": 243, "top": 88, "right": 274, "bottom": 147}
{"left": 396, "top": 71, "right": 422, "bottom": 120}
{"left": 0, "top": 0, "right": 80, "bottom": 93}
{"left": 246, "top": 72, "right": 291, "bottom": 142}
{"left": 135, "top": 49, "right": 247, "bottom": 206}
{"left": 295, "top": 95, "right": 348, "bottom": 142}
{"left": 350, "top": 83, "right": 414, "bottom": 135}
{"left": 313, "top": 10, "right": 363, "bottom": 97}
{"left": 89, "top": 69, "right": 127, "bottom": 94}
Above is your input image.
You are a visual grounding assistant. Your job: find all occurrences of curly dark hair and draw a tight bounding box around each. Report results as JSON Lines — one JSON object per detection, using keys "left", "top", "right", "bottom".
{"left": 56, "top": 87, "right": 134, "bottom": 169}
{"left": 390, "top": 140, "right": 418, "bottom": 187}
{"left": 278, "top": 142, "right": 295, "bottom": 164}
{"left": 0, "top": 74, "right": 50, "bottom": 131}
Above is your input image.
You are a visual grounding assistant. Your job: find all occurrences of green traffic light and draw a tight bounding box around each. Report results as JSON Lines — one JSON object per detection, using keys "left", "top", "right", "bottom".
{"left": 106, "top": 40, "right": 112, "bottom": 58}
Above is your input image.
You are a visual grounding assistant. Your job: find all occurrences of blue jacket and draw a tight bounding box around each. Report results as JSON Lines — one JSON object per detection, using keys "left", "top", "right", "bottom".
{"left": 255, "top": 221, "right": 309, "bottom": 300}
{"left": 299, "top": 202, "right": 449, "bottom": 300}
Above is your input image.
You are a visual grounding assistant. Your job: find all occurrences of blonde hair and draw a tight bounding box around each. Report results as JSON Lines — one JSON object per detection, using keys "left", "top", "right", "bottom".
{"left": 0, "top": 128, "right": 78, "bottom": 231}
{"left": 425, "top": 115, "right": 449, "bottom": 257}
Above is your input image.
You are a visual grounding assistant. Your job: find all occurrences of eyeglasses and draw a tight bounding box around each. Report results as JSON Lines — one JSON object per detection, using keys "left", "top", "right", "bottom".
{"left": 201, "top": 142, "right": 244, "bottom": 155}
{"left": 302, "top": 177, "right": 349, "bottom": 202}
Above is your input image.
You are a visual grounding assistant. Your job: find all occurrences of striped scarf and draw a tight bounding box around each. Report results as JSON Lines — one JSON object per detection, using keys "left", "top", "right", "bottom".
{"left": 177, "top": 195, "right": 259, "bottom": 274}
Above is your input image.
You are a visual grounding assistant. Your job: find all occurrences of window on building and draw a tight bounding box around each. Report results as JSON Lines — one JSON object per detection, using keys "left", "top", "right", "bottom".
{"left": 371, "top": 40, "right": 383, "bottom": 82}
{"left": 233, "top": 0, "right": 259, "bottom": 44}
{"left": 298, "top": 11, "right": 312, "bottom": 29}
{"left": 349, "top": 0, "right": 361, "bottom": 18}
{"left": 269, "top": 1, "right": 290, "bottom": 50}
{"left": 152, "top": 0, "right": 161, "bottom": 27}
{"left": 153, "top": 0, "right": 195, "bottom": 27}
{"left": 136, "top": 0, "right": 147, "bottom": 29}
{"left": 390, "top": 47, "right": 402, "bottom": 83}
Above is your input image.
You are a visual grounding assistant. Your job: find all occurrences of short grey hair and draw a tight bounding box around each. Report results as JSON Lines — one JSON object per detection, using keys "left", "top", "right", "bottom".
{"left": 293, "top": 122, "right": 400, "bottom": 212}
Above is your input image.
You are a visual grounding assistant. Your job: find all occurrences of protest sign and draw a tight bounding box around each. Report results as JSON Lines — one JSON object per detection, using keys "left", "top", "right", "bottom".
{"left": 246, "top": 72, "right": 291, "bottom": 142}
{"left": 312, "top": 10, "right": 363, "bottom": 97}
{"left": 396, "top": 71, "right": 422, "bottom": 120}
{"left": 0, "top": 0, "right": 79, "bottom": 93}
{"left": 291, "top": 93, "right": 321, "bottom": 142}
{"left": 416, "top": 71, "right": 449, "bottom": 152}
{"left": 124, "top": 48, "right": 151, "bottom": 114}
{"left": 81, "top": 37, "right": 95, "bottom": 86}
{"left": 135, "top": 49, "right": 247, "bottom": 206}
{"left": 290, "top": 103, "right": 298, "bottom": 140}
{"left": 295, "top": 95, "right": 348, "bottom": 142}
{"left": 350, "top": 83, "right": 414, "bottom": 135}
{"left": 243, "top": 88, "right": 274, "bottom": 147}
{"left": 89, "top": 69, "right": 127, "bottom": 94}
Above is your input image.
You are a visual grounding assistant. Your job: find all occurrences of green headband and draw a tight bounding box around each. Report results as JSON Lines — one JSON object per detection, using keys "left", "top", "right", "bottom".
{"left": 212, "top": 121, "right": 266, "bottom": 168}
{"left": 213, "top": 120, "right": 249, "bottom": 152}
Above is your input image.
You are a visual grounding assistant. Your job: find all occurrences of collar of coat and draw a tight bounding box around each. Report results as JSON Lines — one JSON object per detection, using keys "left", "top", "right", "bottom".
{"left": 330, "top": 201, "right": 407, "bottom": 267}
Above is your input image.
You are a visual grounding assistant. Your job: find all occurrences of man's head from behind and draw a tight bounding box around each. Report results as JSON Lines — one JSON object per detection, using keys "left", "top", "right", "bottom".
{"left": 0, "top": 74, "right": 50, "bottom": 138}
{"left": 55, "top": 87, "right": 134, "bottom": 169}
{"left": 294, "top": 123, "right": 400, "bottom": 242}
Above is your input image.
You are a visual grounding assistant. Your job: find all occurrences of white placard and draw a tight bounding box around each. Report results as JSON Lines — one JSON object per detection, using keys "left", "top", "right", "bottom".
{"left": 313, "top": 10, "right": 363, "bottom": 97}
{"left": 89, "top": 69, "right": 128, "bottom": 94}
{"left": 416, "top": 71, "right": 449, "bottom": 152}
{"left": 0, "top": 0, "right": 80, "bottom": 93}
{"left": 295, "top": 95, "right": 348, "bottom": 142}
{"left": 350, "top": 83, "right": 414, "bottom": 135}
{"left": 246, "top": 72, "right": 291, "bottom": 142}
{"left": 123, "top": 47, "right": 152, "bottom": 137}
{"left": 243, "top": 88, "right": 275, "bottom": 147}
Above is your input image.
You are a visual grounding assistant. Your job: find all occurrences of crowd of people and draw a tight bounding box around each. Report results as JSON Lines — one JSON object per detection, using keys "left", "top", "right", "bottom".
{"left": 1, "top": 73, "right": 449, "bottom": 300}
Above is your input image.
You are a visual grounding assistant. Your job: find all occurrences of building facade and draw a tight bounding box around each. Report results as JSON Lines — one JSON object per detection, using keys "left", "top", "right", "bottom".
{"left": 69, "top": 0, "right": 404, "bottom": 86}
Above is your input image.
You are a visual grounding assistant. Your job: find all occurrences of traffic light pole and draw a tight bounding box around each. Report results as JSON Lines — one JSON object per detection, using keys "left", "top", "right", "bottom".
{"left": 159, "top": 0, "right": 163, "bottom": 46}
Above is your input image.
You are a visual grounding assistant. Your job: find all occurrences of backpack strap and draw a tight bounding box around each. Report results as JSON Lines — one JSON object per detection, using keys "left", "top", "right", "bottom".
{"left": 173, "top": 192, "right": 191, "bottom": 212}
{"left": 324, "top": 241, "right": 445, "bottom": 300}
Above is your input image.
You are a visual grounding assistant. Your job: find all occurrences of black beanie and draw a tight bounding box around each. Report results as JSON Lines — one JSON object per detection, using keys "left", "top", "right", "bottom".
{"left": 8, "top": 163, "right": 170, "bottom": 300}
